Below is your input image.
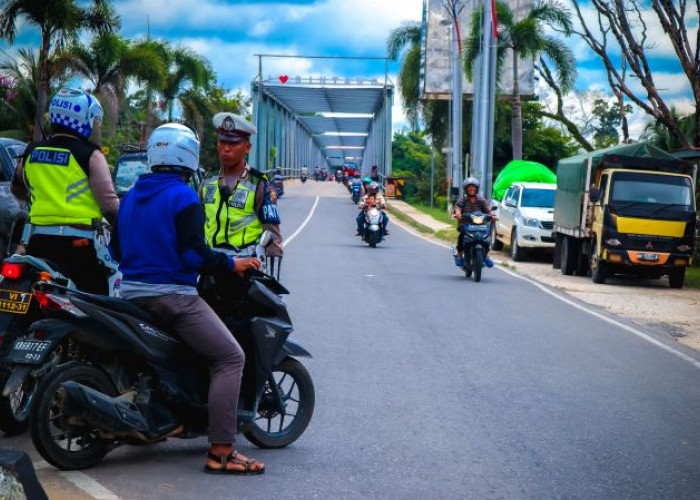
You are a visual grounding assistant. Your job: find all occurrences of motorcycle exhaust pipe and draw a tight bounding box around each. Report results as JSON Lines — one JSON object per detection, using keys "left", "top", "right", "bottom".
{"left": 60, "top": 381, "right": 150, "bottom": 435}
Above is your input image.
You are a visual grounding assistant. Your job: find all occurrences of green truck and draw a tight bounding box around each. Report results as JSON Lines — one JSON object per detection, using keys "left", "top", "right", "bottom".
{"left": 553, "top": 143, "right": 697, "bottom": 288}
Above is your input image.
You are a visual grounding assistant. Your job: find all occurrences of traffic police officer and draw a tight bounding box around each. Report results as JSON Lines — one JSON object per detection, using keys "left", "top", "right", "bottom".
{"left": 201, "top": 112, "right": 283, "bottom": 261}
{"left": 11, "top": 88, "right": 119, "bottom": 294}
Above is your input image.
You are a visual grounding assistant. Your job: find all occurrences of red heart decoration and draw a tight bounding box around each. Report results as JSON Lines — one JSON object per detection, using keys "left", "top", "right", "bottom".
{"left": 279, "top": 75, "right": 289, "bottom": 84}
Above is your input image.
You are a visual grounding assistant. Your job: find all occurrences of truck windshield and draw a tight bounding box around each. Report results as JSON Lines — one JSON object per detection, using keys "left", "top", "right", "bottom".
{"left": 610, "top": 172, "right": 693, "bottom": 211}
{"left": 520, "top": 189, "right": 555, "bottom": 208}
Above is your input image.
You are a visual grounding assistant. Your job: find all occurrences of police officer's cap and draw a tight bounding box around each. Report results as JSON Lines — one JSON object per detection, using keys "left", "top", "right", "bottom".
{"left": 213, "top": 112, "right": 257, "bottom": 143}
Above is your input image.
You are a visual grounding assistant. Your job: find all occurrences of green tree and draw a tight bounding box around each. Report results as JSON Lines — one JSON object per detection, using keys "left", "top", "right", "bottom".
{"left": 0, "top": 0, "right": 120, "bottom": 141}
{"left": 464, "top": 0, "right": 575, "bottom": 161}
{"left": 642, "top": 108, "right": 696, "bottom": 151}
{"left": 160, "top": 45, "right": 213, "bottom": 123}
{"left": 387, "top": 21, "right": 422, "bottom": 130}
{"left": 53, "top": 33, "right": 165, "bottom": 141}
{"left": 590, "top": 98, "right": 633, "bottom": 149}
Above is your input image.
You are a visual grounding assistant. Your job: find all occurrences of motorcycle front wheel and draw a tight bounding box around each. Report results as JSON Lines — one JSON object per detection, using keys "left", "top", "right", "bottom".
{"left": 473, "top": 247, "right": 484, "bottom": 282}
{"left": 244, "top": 358, "right": 315, "bottom": 449}
{"left": 0, "top": 371, "right": 34, "bottom": 435}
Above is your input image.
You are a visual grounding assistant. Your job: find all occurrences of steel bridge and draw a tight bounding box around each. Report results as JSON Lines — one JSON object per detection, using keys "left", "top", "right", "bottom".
{"left": 249, "top": 55, "right": 394, "bottom": 178}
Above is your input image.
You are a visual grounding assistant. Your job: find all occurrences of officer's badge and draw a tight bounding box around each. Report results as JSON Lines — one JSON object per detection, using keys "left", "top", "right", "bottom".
{"left": 229, "top": 188, "right": 249, "bottom": 209}
{"left": 203, "top": 185, "right": 216, "bottom": 204}
{"left": 222, "top": 116, "right": 235, "bottom": 131}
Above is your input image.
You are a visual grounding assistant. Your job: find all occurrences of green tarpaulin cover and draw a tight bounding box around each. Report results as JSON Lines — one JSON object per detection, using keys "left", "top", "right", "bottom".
{"left": 491, "top": 160, "right": 556, "bottom": 201}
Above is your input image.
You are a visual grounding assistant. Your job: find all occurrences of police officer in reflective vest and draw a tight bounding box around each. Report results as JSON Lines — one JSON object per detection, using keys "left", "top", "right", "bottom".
{"left": 11, "top": 88, "right": 119, "bottom": 294}
{"left": 201, "top": 113, "right": 282, "bottom": 262}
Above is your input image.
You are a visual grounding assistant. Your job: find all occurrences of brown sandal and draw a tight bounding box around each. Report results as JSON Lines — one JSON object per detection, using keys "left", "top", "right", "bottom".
{"left": 203, "top": 450, "right": 266, "bottom": 475}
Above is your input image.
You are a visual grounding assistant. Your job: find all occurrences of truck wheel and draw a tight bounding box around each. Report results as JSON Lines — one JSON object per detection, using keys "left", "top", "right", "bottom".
{"left": 491, "top": 224, "right": 503, "bottom": 251}
{"left": 669, "top": 269, "right": 685, "bottom": 289}
{"left": 590, "top": 238, "right": 608, "bottom": 284}
{"left": 553, "top": 234, "right": 562, "bottom": 270}
{"left": 560, "top": 236, "right": 576, "bottom": 275}
{"left": 510, "top": 228, "right": 526, "bottom": 262}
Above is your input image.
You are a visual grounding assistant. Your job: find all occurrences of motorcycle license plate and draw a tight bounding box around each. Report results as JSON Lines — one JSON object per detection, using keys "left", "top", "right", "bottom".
{"left": 466, "top": 224, "right": 489, "bottom": 231}
{"left": 6, "top": 339, "right": 53, "bottom": 364}
{"left": 0, "top": 289, "right": 32, "bottom": 315}
{"left": 638, "top": 253, "right": 659, "bottom": 262}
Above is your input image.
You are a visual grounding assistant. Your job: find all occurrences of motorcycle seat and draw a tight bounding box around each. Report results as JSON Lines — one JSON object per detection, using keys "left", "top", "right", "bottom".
{"left": 74, "top": 293, "right": 172, "bottom": 334}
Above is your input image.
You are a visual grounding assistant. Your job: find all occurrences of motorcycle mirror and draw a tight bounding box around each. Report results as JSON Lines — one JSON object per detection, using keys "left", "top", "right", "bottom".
{"left": 259, "top": 230, "right": 272, "bottom": 247}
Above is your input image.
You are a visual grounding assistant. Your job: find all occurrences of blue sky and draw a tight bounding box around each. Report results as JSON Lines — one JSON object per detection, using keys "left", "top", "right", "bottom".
{"left": 1, "top": 0, "right": 695, "bottom": 138}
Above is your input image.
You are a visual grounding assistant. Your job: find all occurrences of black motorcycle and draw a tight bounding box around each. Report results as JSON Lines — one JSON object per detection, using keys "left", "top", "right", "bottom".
{"left": 8, "top": 266, "right": 314, "bottom": 470}
{"left": 454, "top": 212, "right": 492, "bottom": 282}
{"left": 300, "top": 174, "right": 307, "bottom": 183}
{"left": 0, "top": 225, "right": 121, "bottom": 435}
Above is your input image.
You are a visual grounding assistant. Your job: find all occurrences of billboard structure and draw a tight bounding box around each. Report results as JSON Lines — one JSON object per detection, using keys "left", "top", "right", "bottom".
{"left": 420, "top": 0, "right": 534, "bottom": 100}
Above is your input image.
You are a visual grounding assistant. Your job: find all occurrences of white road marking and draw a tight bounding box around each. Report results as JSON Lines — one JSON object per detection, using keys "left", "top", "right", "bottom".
{"left": 283, "top": 196, "right": 319, "bottom": 248}
{"left": 58, "top": 471, "right": 122, "bottom": 500}
{"left": 393, "top": 216, "right": 700, "bottom": 370}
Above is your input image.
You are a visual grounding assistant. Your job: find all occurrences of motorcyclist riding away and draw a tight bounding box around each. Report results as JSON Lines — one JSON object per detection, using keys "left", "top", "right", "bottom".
{"left": 454, "top": 177, "right": 495, "bottom": 268}
{"left": 356, "top": 182, "right": 389, "bottom": 237}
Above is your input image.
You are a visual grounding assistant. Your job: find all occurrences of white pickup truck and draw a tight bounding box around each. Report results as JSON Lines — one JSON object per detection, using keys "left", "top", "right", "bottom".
{"left": 491, "top": 182, "right": 556, "bottom": 261}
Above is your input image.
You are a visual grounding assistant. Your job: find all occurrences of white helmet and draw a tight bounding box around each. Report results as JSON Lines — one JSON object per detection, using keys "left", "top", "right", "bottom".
{"left": 147, "top": 123, "right": 199, "bottom": 172}
{"left": 463, "top": 177, "right": 480, "bottom": 190}
{"left": 49, "top": 88, "right": 103, "bottom": 138}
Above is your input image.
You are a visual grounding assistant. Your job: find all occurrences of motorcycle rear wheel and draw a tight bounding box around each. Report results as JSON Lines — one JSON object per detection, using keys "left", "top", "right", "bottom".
{"left": 30, "top": 362, "right": 115, "bottom": 470}
{"left": 244, "top": 358, "right": 315, "bottom": 449}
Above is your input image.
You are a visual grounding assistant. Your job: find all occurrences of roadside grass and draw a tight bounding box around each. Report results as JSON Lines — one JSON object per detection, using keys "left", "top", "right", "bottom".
{"left": 686, "top": 266, "right": 700, "bottom": 289}
{"left": 386, "top": 205, "right": 433, "bottom": 235}
{"left": 408, "top": 203, "right": 455, "bottom": 226}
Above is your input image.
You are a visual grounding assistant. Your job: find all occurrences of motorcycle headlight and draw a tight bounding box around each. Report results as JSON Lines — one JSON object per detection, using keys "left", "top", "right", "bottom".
{"left": 523, "top": 217, "right": 540, "bottom": 228}
{"left": 605, "top": 239, "right": 623, "bottom": 247}
{"left": 677, "top": 244, "right": 692, "bottom": 252}
{"left": 471, "top": 215, "right": 485, "bottom": 224}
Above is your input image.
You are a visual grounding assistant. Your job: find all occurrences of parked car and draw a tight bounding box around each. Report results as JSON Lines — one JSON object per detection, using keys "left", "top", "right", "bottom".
{"left": 0, "top": 138, "right": 28, "bottom": 258}
{"left": 492, "top": 182, "right": 556, "bottom": 261}
{"left": 113, "top": 150, "right": 204, "bottom": 197}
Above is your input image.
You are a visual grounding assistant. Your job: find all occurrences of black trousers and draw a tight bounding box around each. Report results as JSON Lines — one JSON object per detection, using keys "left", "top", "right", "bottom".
{"left": 26, "top": 235, "right": 109, "bottom": 295}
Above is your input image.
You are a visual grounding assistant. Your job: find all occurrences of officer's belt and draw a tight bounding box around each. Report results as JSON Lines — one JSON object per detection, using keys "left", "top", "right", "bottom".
{"left": 25, "top": 224, "right": 96, "bottom": 240}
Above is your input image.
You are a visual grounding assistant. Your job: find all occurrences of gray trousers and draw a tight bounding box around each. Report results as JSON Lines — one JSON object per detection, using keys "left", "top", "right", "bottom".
{"left": 134, "top": 294, "right": 245, "bottom": 444}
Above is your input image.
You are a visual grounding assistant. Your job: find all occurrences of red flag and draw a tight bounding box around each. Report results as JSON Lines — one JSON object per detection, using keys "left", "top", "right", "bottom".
{"left": 491, "top": 0, "right": 498, "bottom": 37}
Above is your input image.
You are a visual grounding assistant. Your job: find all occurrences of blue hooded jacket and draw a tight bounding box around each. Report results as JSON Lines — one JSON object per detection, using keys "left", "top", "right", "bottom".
{"left": 114, "top": 173, "right": 230, "bottom": 286}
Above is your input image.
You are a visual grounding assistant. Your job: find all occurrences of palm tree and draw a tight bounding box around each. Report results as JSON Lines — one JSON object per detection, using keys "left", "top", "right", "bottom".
{"left": 463, "top": 0, "right": 575, "bottom": 160}
{"left": 387, "top": 21, "right": 422, "bottom": 130}
{"left": 52, "top": 33, "right": 165, "bottom": 140}
{"left": 160, "top": 45, "right": 213, "bottom": 123}
{"left": 0, "top": 47, "right": 69, "bottom": 138}
{"left": 641, "top": 108, "right": 696, "bottom": 151}
{"left": 0, "top": 0, "right": 120, "bottom": 141}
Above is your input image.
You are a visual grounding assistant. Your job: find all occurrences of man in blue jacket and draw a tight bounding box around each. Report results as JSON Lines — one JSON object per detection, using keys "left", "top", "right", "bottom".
{"left": 111, "top": 123, "right": 266, "bottom": 475}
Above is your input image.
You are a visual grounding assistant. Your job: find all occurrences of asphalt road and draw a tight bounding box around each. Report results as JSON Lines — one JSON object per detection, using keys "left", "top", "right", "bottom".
{"left": 4, "top": 180, "right": 700, "bottom": 499}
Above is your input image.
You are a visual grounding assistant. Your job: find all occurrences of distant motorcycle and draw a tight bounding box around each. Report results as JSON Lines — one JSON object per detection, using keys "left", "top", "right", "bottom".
{"left": 300, "top": 174, "right": 307, "bottom": 184}
{"left": 453, "top": 212, "right": 492, "bottom": 282}
{"left": 351, "top": 183, "right": 362, "bottom": 204}
{"left": 273, "top": 177, "right": 284, "bottom": 198}
{"left": 363, "top": 206, "right": 385, "bottom": 248}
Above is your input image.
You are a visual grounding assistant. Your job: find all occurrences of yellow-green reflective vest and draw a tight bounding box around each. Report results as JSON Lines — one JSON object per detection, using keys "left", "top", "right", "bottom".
{"left": 203, "top": 173, "right": 265, "bottom": 248}
{"left": 24, "top": 146, "right": 102, "bottom": 226}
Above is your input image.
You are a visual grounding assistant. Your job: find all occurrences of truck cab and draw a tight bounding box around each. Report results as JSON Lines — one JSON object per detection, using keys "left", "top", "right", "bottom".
{"left": 554, "top": 144, "right": 696, "bottom": 288}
